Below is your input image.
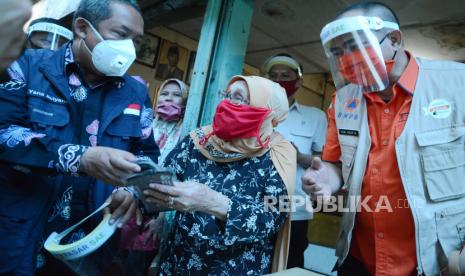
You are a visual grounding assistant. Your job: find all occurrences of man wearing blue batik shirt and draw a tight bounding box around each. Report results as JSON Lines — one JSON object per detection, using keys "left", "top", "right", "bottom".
{"left": 0, "top": 0, "right": 159, "bottom": 275}
{"left": 262, "top": 53, "right": 327, "bottom": 269}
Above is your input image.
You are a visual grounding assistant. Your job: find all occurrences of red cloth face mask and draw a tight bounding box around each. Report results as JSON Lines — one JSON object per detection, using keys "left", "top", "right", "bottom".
{"left": 338, "top": 46, "right": 388, "bottom": 86}
{"left": 276, "top": 79, "right": 299, "bottom": 97}
{"left": 205, "top": 100, "right": 271, "bottom": 147}
{"left": 156, "top": 102, "right": 183, "bottom": 122}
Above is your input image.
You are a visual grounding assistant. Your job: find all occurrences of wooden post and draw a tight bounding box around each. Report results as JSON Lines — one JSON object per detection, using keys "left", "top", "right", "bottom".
{"left": 182, "top": 0, "right": 254, "bottom": 136}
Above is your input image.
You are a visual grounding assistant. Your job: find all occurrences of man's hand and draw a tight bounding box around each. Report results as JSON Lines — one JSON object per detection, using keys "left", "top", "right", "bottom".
{"left": 104, "top": 189, "right": 142, "bottom": 228}
{"left": 302, "top": 157, "right": 333, "bottom": 202}
{"left": 80, "top": 146, "right": 141, "bottom": 186}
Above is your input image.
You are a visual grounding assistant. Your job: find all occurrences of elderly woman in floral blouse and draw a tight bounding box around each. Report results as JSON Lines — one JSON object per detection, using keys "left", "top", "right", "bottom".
{"left": 144, "top": 75, "right": 296, "bottom": 275}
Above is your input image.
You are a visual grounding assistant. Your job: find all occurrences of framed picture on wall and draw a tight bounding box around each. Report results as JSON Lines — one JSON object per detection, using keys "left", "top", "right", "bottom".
{"left": 154, "top": 40, "right": 189, "bottom": 81}
{"left": 135, "top": 33, "right": 160, "bottom": 67}
{"left": 185, "top": 51, "right": 196, "bottom": 85}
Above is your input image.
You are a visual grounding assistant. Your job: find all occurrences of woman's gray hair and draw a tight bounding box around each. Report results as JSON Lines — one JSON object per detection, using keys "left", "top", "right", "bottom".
{"left": 73, "top": 0, "right": 141, "bottom": 28}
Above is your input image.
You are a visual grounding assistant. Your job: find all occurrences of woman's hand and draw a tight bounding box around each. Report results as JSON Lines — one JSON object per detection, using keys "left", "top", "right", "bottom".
{"left": 143, "top": 181, "right": 231, "bottom": 221}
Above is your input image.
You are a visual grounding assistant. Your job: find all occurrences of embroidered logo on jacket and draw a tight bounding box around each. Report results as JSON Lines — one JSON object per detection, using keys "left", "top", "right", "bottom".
{"left": 337, "top": 112, "right": 359, "bottom": 120}
{"left": 338, "top": 98, "right": 360, "bottom": 120}
{"left": 423, "top": 99, "right": 452, "bottom": 119}
{"left": 344, "top": 98, "right": 359, "bottom": 112}
{"left": 124, "top": 104, "right": 141, "bottom": 116}
{"left": 28, "top": 89, "right": 67, "bottom": 104}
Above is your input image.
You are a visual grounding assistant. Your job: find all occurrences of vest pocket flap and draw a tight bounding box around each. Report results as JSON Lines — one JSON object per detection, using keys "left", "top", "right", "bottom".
{"left": 105, "top": 116, "right": 142, "bottom": 137}
{"left": 422, "top": 149, "right": 465, "bottom": 172}
{"left": 416, "top": 127, "right": 465, "bottom": 147}
{"left": 422, "top": 148, "right": 465, "bottom": 202}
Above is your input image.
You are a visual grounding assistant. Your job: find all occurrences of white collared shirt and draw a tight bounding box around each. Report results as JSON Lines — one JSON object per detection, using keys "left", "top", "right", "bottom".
{"left": 275, "top": 101, "right": 327, "bottom": 220}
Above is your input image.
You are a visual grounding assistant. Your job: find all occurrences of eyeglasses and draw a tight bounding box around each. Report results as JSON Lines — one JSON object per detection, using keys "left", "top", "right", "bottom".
{"left": 328, "top": 33, "right": 390, "bottom": 57}
{"left": 219, "top": 90, "right": 249, "bottom": 105}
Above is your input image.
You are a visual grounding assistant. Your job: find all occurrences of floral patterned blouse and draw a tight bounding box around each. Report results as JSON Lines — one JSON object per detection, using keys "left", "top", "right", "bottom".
{"left": 160, "top": 135, "right": 288, "bottom": 276}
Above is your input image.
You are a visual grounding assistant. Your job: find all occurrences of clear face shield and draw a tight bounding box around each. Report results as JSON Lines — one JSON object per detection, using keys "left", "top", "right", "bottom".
{"left": 320, "top": 16, "right": 399, "bottom": 92}
{"left": 27, "top": 22, "right": 73, "bottom": 50}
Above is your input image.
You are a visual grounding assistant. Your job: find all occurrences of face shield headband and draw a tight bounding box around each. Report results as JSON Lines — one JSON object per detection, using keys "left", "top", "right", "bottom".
{"left": 320, "top": 16, "right": 399, "bottom": 92}
{"left": 28, "top": 22, "right": 73, "bottom": 50}
{"left": 260, "top": 55, "right": 303, "bottom": 78}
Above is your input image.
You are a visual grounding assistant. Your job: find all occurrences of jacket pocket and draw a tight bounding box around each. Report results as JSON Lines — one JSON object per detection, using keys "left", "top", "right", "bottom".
{"left": 435, "top": 205, "right": 465, "bottom": 268}
{"left": 416, "top": 127, "right": 465, "bottom": 202}
{"left": 105, "top": 115, "right": 142, "bottom": 137}
{"left": 28, "top": 98, "right": 70, "bottom": 127}
{"left": 290, "top": 129, "right": 314, "bottom": 153}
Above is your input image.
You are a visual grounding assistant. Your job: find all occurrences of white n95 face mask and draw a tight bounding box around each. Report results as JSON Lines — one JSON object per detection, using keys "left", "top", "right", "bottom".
{"left": 83, "top": 19, "right": 136, "bottom": 77}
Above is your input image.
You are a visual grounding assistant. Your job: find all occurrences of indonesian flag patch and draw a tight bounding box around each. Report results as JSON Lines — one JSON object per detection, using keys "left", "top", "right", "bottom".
{"left": 123, "top": 104, "right": 141, "bottom": 116}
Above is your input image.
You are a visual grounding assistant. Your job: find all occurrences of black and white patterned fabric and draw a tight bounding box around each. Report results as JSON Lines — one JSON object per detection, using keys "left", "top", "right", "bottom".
{"left": 55, "top": 144, "right": 88, "bottom": 176}
{"left": 160, "top": 134, "right": 288, "bottom": 276}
